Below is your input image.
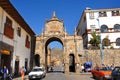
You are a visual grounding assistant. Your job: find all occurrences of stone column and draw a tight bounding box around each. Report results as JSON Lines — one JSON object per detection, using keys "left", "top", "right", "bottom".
{"left": 64, "top": 54, "right": 69, "bottom": 74}
{"left": 47, "top": 47, "right": 51, "bottom": 66}
{"left": 75, "top": 63, "right": 80, "bottom": 73}
{"left": 64, "top": 63, "right": 69, "bottom": 74}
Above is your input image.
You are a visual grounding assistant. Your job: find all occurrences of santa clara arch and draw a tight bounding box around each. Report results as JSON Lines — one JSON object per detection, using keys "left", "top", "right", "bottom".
{"left": 35, "top": 12, "right": 84, "bottom": 74}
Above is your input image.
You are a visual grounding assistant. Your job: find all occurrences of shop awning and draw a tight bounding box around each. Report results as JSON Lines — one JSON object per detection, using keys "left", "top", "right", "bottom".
{"left": 1, "top": 49, "right": 10, "bottom": 55}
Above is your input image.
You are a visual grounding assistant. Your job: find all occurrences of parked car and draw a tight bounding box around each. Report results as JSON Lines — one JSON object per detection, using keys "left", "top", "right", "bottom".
{"left": 111, "top": 66, "right": 120, "bottom": 80}
{"left": 91, "top": 67, "right": 112, "bottom": 80}
{"left": 28, "top": 66, "right": 46, "bottom": 80}
{"left": 0, "top": 72, "right": 2, "bottom": 79}
{"left": 0, "top": 68, "right": 3, "bottom": 79}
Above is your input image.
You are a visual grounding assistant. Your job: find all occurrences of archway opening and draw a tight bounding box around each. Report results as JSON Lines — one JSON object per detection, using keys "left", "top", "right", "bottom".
{"left": 34, "top": 54, "right": 40, "bottom": 67}
{"left": 45, "top": 37, "right": 64, "bottom": 72}
{"left": 69, "top": 54, "right": 75, "bottom": 72}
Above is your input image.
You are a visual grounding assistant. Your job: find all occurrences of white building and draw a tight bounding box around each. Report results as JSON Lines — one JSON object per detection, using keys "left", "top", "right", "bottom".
{"left": 0, "top": 1, "right": 35, "bottom": 75}
{"left": 77, "top": 8, "right": 120, "bottom": 49}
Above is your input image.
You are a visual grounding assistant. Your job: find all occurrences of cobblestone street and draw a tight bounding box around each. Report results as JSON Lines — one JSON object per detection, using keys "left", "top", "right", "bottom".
{"left": 43, "top": 72, "right": 94, "bottom": 80}
{"left": 13, "top": 66, "right": 94, "bottom": 80}
{"left": 13, "top": 72, "right": 94, "bottom": 80}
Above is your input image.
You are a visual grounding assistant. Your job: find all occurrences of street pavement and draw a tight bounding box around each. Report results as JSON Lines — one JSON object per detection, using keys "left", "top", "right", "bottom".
{"left": 13, "top": 72, "right": 94, "bottom": 80}
{"left": 13, "top": 65, "right": 94, "bottom": 80}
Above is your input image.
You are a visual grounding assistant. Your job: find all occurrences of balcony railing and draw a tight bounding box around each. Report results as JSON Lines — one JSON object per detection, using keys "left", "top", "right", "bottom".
{"left": 25, "top": 40, "right": 30, "bottom": 48}
{"left": 4, "top": 23, "right": 14, "bottom": 39}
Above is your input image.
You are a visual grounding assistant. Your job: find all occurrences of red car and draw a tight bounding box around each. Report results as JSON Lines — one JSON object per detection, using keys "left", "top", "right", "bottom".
{"left": 91, "top": 67, "right": 112, "bottom": 80}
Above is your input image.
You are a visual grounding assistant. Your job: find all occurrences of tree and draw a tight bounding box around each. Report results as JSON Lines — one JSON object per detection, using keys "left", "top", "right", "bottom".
{"left": 89, "top": 32, "right": 100, "bottom": 49}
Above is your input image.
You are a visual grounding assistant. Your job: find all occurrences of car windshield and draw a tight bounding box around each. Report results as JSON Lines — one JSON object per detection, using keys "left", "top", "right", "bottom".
{"left": 32, "top": 68, "right": 44, "bottom": 72}
{"left": 100, "top": 67, "right": 112, "bottom": 71}
{"left": 113, "top": 67, "right": 120, "bottom": 71}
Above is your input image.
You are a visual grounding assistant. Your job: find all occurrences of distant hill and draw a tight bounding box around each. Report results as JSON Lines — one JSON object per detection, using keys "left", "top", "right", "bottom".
{"left": 50, "top": 48, "right": 63, "bottom": 66}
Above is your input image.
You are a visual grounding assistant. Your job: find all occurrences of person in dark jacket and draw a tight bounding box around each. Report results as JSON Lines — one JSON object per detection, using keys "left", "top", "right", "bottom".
{"left": 1, "top": 66, "right": 9, "bottom": 80}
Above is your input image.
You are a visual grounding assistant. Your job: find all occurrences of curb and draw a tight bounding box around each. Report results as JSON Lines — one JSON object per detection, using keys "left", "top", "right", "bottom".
{"left": 13, "top": 75, "right": 28, "bottom": 80}
{"left": 69, "top": 72, "right": 92, "bottom": 75}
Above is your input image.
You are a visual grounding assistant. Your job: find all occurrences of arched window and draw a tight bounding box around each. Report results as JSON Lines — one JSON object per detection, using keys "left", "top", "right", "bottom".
{"left": 100, "top": 25, "right": 108, "bottom": 32}
{"left": 114, "top": 24, "right": 120, "bottom": 32}
{"left": 102, "top": 38, "right": 110, "bottom": 46}
{"left": 116, "top": 38, "right": 120, "bottom": 46}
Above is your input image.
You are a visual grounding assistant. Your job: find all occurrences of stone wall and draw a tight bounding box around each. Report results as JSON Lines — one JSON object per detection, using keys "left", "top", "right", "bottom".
{"left": 80, "top": 49, "right": 120, "bottom": 67}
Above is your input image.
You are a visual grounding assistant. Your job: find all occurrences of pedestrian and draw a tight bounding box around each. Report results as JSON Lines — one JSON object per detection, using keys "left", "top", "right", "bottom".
{"left": 94, "top": 63, "right": 100, "bottom": 71}
{"left": 110, "top": 64, "right": 114, "bottom": 70}
{"left": 50, "top": 66, "right": 53, "bottom": 72}
{"left": 1, "top": 66, "right": 9, "bottom": 80}
{"left": 81, "top": 64, "right": 84, "bottom": 73}
{"left": 21, "top": 66, "right": 26, "bottom": 80}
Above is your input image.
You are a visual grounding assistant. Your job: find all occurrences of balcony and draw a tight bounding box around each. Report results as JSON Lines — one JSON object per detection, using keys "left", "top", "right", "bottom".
{"left": 25, "top": 40, "right": 30, "bottom": 48}
{"left": 4, "top": 23, "right": 14, "bottom": 39}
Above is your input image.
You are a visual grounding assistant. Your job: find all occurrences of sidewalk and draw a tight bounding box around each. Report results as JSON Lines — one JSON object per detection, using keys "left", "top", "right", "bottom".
{"left": 13, "top": 75, "right": 28, "bottom": 80}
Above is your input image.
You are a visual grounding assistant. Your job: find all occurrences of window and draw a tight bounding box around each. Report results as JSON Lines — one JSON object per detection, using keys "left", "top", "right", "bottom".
{"left": 26, "top": 35, "right": 29, "bottom": 42}
{"left": 6, "top": 17, "right": 12, "bottom": 27}
{"left": 89, "top": 12, "right": 94, "bottom": 19}
{"left": 90, "top": 25, "right": 95, "bottom": 32}
{"left": 102, "top": 38, "right": 110, "bottom": 46}
{"left": 100, "top": 25, "right": 108, "bottom": 32}
{"left": 114, "top": 24, "right": 120, "bottom": 32}
{"left": 112, "top": 10, "right": 119, "bottom": 16}
{"left": 83, "top": 16, "right": 86, "bottom": 22}
{"left": 4, "top": 17, "right": 14, "bottom": 39}
{"left": 17, "top": 27, "right": 21, "bottom": 37}
{"left": 25, "top": 35, "right": 30, "bottom": 48}
{"left": 99, "top": 11, "right": 107, "bottom": 17}
{"left": 116, "top": 38, "right": 120, "bottom": 46}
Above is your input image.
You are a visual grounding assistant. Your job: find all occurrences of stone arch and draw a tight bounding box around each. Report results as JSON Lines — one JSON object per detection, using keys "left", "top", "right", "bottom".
{"left": 35, "top": 12, "right": 83, "bottom": 74}
{"left": 44, "top": 36, "right": 65, "bottom": 71}
{"left": 45, "top": 36, "right": 64, "bottom": 46}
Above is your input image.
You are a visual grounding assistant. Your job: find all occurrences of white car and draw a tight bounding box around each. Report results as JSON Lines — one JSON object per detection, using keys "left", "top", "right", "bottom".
{"left": 28, "top": 66, "right": 46, "bottom": 80}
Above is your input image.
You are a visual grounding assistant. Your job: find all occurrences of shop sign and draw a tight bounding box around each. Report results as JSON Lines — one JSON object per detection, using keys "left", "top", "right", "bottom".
{"left": 1, "top": 49, "right": 10, "bottom": 55}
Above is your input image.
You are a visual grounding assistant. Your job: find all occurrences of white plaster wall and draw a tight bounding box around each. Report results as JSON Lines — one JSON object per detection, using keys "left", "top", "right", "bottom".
{"left": 0, "top": 8, "right": 31, "bottom": 71}
{"left": 86, "top": 10, "right": 120, "bottom": 48}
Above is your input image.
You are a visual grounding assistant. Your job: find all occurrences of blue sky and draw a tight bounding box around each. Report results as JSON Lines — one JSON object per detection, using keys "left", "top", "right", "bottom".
{"left": 10, "top": 0, "right": 120, "bottom": 49}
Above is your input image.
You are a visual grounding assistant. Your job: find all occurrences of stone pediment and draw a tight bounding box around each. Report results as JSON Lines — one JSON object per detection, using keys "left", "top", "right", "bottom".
{"left": 46, "top": 21, "right": 64, "bottom": 32}
{"left": 44, "top": 12, "right": 65, "bottom": 34}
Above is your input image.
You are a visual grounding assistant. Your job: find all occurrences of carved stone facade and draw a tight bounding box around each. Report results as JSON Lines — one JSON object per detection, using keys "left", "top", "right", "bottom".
{"left": 35, "top": 12, "right": 83, "bottom": 74}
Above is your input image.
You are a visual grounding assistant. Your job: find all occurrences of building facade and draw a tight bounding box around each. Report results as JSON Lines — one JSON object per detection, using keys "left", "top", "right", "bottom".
{"left": 77, "top": 8, "right": 120, "bottom": 49}
{"left": 35, "top": 12, "right": 83, "bottom": 74}
{"left": 0, "top": 1, "right": 35, "bottom": 75}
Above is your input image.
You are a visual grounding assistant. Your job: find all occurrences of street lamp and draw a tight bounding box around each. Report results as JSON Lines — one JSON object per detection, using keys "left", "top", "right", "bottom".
{"left": 97, "top": 18, "right": 104, "bottom": 65}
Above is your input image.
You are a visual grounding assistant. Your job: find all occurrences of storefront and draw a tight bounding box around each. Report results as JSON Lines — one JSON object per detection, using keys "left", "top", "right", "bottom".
{"left": 0, "top": 41, "right": 13, "bottom": 73}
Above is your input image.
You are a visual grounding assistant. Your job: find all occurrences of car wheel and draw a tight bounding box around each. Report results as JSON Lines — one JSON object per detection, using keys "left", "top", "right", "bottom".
{"left": 111, "top": 77, "right": 115, "bottom": 80}
{"left": 44, "top": 74, "right": 46, "bottom": 77}
{"left": 92, "top": 73, "right": 96, "bottom": 79}
{"left": 100, "top": 77, "right": 105, "bottom": 80}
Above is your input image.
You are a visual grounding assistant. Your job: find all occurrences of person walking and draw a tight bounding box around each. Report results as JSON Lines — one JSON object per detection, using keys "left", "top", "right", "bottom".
{"left": 81, "top": 64, "right": 84, "bottom": 73}
{"left": 1, "top": 66, "right": 9, "bottom": 80}
{"left": 21, "top": 66, "right": 26, "bottom": 80}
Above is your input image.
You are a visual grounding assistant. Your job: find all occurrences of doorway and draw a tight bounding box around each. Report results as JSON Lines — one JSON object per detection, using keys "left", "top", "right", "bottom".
{"left": 69, "top": 54, "right": 75, "bottom": 72}
{"left": 34, "top": 54, "right": 40, "bottom": 66}
{"left": 14, "top": 60, "right": 19, "bottom": 76}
